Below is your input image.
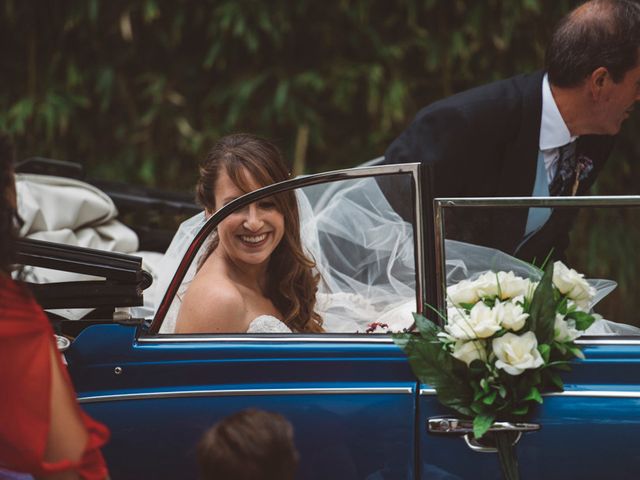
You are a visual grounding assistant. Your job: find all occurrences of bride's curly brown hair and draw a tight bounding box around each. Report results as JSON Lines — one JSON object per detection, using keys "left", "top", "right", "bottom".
{"left": 196, "top": 133, "right": 323, "bottom": 333}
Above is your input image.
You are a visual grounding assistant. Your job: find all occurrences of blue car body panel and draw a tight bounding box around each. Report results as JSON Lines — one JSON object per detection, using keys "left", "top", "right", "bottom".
{"left": 69, "top": 325, "right": 640, "bottom": 479}
{"left": 68, "top": 324, "right": 418, "bottom": 479}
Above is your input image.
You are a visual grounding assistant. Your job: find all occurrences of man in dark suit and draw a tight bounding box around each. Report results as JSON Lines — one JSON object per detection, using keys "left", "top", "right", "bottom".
{"left": 383, "top": 0, "right": 640, "bottom": 263}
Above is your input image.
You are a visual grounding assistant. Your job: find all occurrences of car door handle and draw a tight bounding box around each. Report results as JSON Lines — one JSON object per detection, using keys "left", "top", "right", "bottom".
{"left": 428, "top": 417, "right": 540, "bottom": 435}
{"left": 427, "top": 417, "right": 541, "bottom": 453}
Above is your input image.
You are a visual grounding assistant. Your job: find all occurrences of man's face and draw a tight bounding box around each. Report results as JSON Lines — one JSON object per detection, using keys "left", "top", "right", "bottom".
{"left": 595, "top": 60, "right": 640, "bottom": 135}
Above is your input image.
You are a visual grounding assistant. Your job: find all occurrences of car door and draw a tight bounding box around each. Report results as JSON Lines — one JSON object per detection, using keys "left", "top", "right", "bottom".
{"left": 416, "top": 196, "right": 640, "bottom": 479}
{"left": 67, "top": 163, "right": 427, "bottom": 479}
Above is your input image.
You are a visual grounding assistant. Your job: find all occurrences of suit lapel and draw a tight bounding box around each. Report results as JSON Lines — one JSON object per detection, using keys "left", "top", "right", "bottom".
{"left": 493, "top": 71, "right": 544, "bottom": 253}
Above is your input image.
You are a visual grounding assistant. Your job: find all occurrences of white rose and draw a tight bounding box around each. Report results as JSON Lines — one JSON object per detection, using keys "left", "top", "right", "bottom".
{"left": 492, "top": 331, "right": 544, "bottom": 376}
{"left": 447, "top": 279, "right": 480, "bottom": 306}
{"left": 495, "top": 271, "right": 533, "bottom": 300}
{"left": 553, "top": 261, "right": 595, "bottom": 311}
{"left": 446, "top": 303, "right": 501, "bottom": 340}
{"left": 452, "top": 340, "right": 487, "bottom": 366}
{"left": 494, "top": 297, "right": 529, "bottom": 332}
{"left": 473, "top": 272, "right": 500, "bottom": 299}
{"left": 554, "top": 313, "right": 581, "bottom": 342}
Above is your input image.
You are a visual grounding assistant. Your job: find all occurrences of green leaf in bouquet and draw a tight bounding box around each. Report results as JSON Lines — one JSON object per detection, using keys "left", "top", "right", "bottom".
{"left": 546, "top": 371, "right": 565, "bottom": 391}
{"left": 568, "top": 345, "right": 586, "bottom": 360}
{"left": 412, "top": 313, "right": 441, "bottom": 339}
{"left": 421, "top": 304, "right": 449, "bottom": 326}
{"left": 480, "top": 377, "right": 490, "bottom": 393}
{"left": 473, "top": 413, "right": 495, "bottom": 439}
{"left": 393, "top": 331, "right": 474, "bottom": 417}
{"left": 470, "top": 401, "right": 486, "bottom": 415}
{"left": 566, "top": 311, "right": 596, "bottom": 331}
{"left": 538, "top": 343, "right": 551, "bottom": 363}
{"left": 554, "top": 341, "right": 568, "bottom": 355}
{"left": 557, "top": 297, "right": 569, "bottom": 315}
{"left": 498, "top": 385, "right": 507, "bottom": 399}
{"left": 523, "top": 386, "right": 543, "bottom": 404}
{"left": 539, "top": 248, "right": 555, "bottom": 271}
{"left": 528, "top": 262, "right": 556, "bottom": 345}
{"left": 482, "top": 390, "right": 498, "bottom": 405}
{"left": 473, "top": 389, "right": 484, "bottom": 402}
{"left": 549, "top": 361, "right": 572, "bottom": 371}
{"left": 508, "top": 370, "right": 538, "bottom": 396}
{"left": 483, "top": 297, "right": 497, "bottom": 308}
{"left": 437, "top": 384, "right": 475, "bottom": 417}
{"left": 531, "top": 369, "right": 541, "bottom": 385}
{"left": 391, "top": 332, "right": 412, "bottom": 351}
{"left": 495, "top": 272, "right": 503, "bottom": 299}
{"left": 511, "top": 404, "right": 529, "bottom": 416}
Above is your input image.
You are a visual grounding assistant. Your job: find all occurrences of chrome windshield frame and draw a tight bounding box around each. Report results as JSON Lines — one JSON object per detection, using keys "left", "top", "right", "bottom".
{"left": 433, "top": 195, "right": 640, "bottom": 313}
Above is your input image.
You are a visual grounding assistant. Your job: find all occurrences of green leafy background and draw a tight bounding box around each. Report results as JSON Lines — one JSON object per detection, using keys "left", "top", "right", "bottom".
{"left": 2, "top": 0, "right": 638, "bottom": 321}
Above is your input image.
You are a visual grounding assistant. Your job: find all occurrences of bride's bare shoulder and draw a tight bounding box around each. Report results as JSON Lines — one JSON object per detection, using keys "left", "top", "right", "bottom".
{"left": 175, "top": 271, "right": 246, "bottom": 333}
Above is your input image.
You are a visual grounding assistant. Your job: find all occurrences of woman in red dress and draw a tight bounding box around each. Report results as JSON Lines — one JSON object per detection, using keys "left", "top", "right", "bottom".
{"left": 0, "top": 135, "right": 110, "bottom": 479}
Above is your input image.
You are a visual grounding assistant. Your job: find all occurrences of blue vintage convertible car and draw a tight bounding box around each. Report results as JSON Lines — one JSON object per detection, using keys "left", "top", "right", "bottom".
{"left": 17, "top": 160, "right": 640, "bottom": 479}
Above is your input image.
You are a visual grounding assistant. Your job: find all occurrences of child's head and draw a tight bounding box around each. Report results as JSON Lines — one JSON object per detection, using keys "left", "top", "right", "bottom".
{"left": 197, "top": 408, "right": 298, "bottom": 480}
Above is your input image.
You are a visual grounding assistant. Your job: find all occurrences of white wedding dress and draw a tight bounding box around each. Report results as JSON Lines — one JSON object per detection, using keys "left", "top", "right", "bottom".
{"left": 246, "top": 315, "right": 292, "bottom": 333}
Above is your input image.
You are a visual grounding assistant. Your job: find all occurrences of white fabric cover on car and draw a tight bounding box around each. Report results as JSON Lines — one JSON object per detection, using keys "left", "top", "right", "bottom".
{"left": 16, "top": 173, "right": 139, "bottom": 253}
{"left": 15, "top": 173, "right": 164, "bottom": 320}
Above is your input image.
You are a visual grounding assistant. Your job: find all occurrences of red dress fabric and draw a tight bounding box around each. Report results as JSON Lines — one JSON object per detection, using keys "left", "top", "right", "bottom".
{"left": 0, "top": 275, "right": 110, "bottom": 479}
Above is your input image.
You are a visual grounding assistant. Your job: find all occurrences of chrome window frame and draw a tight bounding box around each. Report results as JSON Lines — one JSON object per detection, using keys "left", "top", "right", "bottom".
{"left": 433, "top": 195, "right": 640, "bottom": 345}
{"left": 146, "top": 163, "right": 423, "bottom": 338}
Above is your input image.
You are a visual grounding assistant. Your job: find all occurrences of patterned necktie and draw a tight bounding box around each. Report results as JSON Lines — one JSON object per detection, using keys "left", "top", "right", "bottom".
{"left": 548, "top": 142, "right": 576, "bottom": 196}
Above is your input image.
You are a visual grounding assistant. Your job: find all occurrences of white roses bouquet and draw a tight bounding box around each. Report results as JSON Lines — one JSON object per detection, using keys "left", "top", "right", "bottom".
{"left": 394, "top": 261, "right": 597, "bottom": 480}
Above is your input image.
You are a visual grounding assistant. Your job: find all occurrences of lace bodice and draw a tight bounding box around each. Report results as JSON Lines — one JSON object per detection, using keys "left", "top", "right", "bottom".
{"left": 246, "top": 315, "right": 292, "bottom": 333}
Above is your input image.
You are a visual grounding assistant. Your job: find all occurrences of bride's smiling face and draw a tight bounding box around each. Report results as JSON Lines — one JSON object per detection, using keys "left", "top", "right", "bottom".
{"left": 213, "top": 167, "right": 285, "bottom": 268}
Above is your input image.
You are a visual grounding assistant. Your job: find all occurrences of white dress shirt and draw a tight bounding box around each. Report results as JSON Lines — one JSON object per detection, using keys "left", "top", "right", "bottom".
{"left": 540, "top": 73, "right": 577, "bottom": 182}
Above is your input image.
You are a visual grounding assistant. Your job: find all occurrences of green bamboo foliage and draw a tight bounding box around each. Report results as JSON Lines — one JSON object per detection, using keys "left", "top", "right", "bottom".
{"left": 1, "top": 0, "right": 579, "bottom": 185}
{"left": 1, "top": 0, "right": 638, "bottom": 320}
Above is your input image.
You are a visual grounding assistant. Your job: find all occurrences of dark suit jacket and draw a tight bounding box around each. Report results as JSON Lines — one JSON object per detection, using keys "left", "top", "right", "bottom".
{"left": 383, "top": 70, "right": 615, "bottom": 263}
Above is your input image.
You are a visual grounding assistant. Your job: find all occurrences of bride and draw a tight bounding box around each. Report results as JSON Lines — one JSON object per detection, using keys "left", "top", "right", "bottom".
{"left": 173, "top": 134, "right": 323, "bottom": 334}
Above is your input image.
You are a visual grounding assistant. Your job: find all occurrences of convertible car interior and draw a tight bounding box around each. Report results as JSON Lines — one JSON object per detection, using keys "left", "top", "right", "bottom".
{"left": 13, "top": 157, "right": 640, "bottom": 479}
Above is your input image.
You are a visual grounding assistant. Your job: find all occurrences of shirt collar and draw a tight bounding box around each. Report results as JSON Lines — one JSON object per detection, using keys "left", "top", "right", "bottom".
{"left": 540, "top": 73, "right": 577, "bottom": 151}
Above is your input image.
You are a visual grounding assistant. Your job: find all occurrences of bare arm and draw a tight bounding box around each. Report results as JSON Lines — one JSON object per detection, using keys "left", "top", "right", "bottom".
{"left": 42, "top": 343, "right": 89, "bottom": 480}
{"left": 175, "top": 277, "right": 247, "bottom": 333}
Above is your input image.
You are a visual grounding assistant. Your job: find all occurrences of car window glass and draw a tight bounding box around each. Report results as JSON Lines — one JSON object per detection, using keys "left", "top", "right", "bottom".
{"left": 158, "top": 173, "right": 418, "bottom": 335}
{"left": 439, "top": 203, "right": 640, "bottom": 336}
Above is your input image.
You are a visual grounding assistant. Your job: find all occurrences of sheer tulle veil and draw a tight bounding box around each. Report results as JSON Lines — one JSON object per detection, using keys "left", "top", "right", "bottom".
{"left": 152, "top": 175, "right": 632, "bottom": 335}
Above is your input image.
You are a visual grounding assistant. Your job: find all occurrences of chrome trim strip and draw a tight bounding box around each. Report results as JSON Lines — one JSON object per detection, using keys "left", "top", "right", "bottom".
{"left": 78, "top": 386, "right": 414, "bottom": 404}
{"left": 420, "top": 388, "right": 640, "bottom": 398}
{"left": 435, "top": 195, "right": 640, "bottom": 208}
{"left": 544, "top": 391, "right": 640, "bottom": 398}
{"left": 420, "top": 388, "right": 437, "bottom": 395}
{"left": 576, "top": 338, "right": 640, "bottom": 345}
{"left": 138, "top": 335, "right": 640, "bottom": 345}
{"left": 138, "top": 335, "right": 398, "bottom": 343}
